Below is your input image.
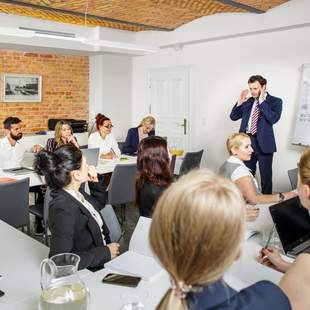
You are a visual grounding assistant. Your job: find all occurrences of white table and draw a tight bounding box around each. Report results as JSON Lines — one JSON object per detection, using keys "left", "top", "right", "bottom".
{"left": 1, "top": 202, "right": 288, "bottom": 310}
{"left": 0, "top": 152, "right": 182, "bottom": 186}
{"left": 0, "top": 156, "right": 137, "bottom": 187}
{"left": 96, "top": 156, "right": 137, "bottom": 174}
{"left": 0, "top": 170, "right": 44, "bottom": 187}
{"left": 0, "top": 219, "right": 91, "bottom": 310}
{"left": 0, "top": 220, "right": 49, "bottom": 309}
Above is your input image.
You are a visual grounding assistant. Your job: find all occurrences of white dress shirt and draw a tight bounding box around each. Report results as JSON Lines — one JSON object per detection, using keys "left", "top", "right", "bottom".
{"left": 64, "top": 188, "right": 106, "bottom": 245}
{"left": 0, "top": 136, "right": 26, "bottom": 169}
{"left": 88, "top": 131, "right": 121, "bottom": 157}
{"left": 246, "top": 92, "right": 267, "bottom": 132}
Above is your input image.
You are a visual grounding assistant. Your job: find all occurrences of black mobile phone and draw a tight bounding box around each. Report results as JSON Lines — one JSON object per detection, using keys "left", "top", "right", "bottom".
{"left": 102, "top": 273, "right": 141, "bottom": 288}
{"left": 0, "top": 290, "right": 5, "bottom": 297}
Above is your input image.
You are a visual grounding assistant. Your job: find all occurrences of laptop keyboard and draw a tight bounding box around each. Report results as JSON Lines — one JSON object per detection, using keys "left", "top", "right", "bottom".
{"left": 292, "top": 239, "right": 310, "bottom": 254}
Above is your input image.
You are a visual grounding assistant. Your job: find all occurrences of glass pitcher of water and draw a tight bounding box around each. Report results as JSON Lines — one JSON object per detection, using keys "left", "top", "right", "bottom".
{"left": 39, "top": 253, "right": 90, "bottom": 310}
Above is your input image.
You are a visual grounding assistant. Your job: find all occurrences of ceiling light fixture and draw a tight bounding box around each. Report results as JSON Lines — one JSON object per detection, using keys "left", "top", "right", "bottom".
{"left": 0, "top": 26, "right": 34, "bottom": 38}
{"left": 0, "top": 24, "right": 159, "bottom": 54}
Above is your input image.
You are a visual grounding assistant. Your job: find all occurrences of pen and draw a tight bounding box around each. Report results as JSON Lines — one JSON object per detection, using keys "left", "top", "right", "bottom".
{"left": 116, "top": 231, "right": 125, "bottom": 243}
{"left": 110, "top": 148, "right": 117, "bottom": 158}
{"left": 264, "top": 225, "right": 275, "bottom": 249}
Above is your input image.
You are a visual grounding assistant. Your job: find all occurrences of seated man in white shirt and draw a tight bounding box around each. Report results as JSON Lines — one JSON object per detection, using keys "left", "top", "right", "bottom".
{"left": 0, "top": 116, "right": 44, "bottom": 234}
{"left": 0, "top": 116, "right": 42, "bottom": 169}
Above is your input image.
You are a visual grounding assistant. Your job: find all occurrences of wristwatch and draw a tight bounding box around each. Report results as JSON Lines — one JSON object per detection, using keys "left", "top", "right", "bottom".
{"left": 278, "top": 192, "right": 285, "bottom": 202}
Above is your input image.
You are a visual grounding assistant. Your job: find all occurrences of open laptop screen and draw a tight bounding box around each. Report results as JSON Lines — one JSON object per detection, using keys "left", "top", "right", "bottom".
{"left": 81, "top": 148, "right": 100, "bottom": 167}
{"left": 269, "top": 197, "right": 310, "bottom": 253}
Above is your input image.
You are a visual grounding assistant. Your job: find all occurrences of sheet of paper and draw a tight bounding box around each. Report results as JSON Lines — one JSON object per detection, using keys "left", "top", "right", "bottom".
{"left": 104, "top": 251, "right": 165, "bottom": 281}
{"left": 129, "top": 216, "right": 154, "bottom": 257}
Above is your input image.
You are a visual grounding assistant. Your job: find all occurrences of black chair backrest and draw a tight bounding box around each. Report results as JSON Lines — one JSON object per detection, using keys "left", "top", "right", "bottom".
{"left": 179, "top": 149, "right": 204, "bottom": 175}
{"left": 43, "top": 187, "right": 52, "bottom": 227}
{"left": 0, "top": 178, "right": 29, "bottom": 228}
{"left": 288, "top": 168, "right": 298, "bottom": 190}
{"left": 118, "top": 142, "right": 125, "bottom": 153}
{"left": 170, "top": 154, "right": 176, "bottom": 174}
{"left": 108, "top": 163, "right": 137, "bottom": 205}
{"left": 100, "top": 204, "right": 126, "bottom": 253}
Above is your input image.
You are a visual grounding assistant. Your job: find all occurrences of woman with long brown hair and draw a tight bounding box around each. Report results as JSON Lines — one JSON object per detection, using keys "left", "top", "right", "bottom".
{"left": 46, "top": 120, "right": 79, "bottom": 152}
{"left": 136, "top": 136, "right": 171, "bottom": 217}
{"left": 150, "top": 169, "right": 310, "bottom": 310}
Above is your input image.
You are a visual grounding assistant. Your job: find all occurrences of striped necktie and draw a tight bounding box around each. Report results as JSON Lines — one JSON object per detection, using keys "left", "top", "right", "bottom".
{"left": 250, "top": 99, "right": 260, "bottom": 135}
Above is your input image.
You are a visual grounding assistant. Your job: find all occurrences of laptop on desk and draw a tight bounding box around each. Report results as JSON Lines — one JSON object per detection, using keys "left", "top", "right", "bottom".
{"left": 269, "top": 197, "right": 310, "bottom": 258}
{"left": 3, "top": 167, "right": 35, "bottom": 175}
{"left": 81, "top": 148, "right": 100, "bottom": 166}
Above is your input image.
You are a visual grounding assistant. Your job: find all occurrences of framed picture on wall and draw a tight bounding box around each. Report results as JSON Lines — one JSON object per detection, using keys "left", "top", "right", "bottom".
{"left": 2, "top": 73, "right": 42, "bottom": 102}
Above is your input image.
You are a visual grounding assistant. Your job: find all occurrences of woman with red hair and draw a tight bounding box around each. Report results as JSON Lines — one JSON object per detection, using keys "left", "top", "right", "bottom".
{"left": 88, "top": 113, "right": 120, "bottom": 160}
{"left": 136, "top": 136, "right": 172, "bottom": 217}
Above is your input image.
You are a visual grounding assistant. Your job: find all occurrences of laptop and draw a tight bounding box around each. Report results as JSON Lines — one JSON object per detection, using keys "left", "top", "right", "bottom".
{"left": 81, "top": 148, "right": 100, "bottom": 166}
{"left": 269, "top": 197, "right": 310, "bottom": 258}
{"left": 3, "top": 167, "right": 34, "bottom": 175}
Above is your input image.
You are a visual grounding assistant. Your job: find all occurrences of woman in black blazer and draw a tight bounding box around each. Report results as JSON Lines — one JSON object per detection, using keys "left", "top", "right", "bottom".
{"left": 122, "top": 116, "right": 156, "bottom": 155}
{"left": 136, "top": 136, "right": 172, "bottom": 217}
{"left": 34, "top": 145, "right": 119, "bottom": 270}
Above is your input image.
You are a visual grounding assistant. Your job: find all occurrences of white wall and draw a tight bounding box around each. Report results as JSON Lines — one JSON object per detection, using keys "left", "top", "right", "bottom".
{"left": 132, "top": 0, "right": 310, "bottom": 191}
{"left": 89, "top": 54, "right": 132, "bottom": 140}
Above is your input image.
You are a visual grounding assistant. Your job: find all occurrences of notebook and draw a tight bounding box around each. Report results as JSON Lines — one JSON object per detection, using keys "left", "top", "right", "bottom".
{"left": 81, "top": 148, "right": 100, "bottom": 166}
{"left": 104, "top": 217, "right": 166, "bottom": 281}
{"left": 269, "top": 197, "right": 310, "bottom": 257}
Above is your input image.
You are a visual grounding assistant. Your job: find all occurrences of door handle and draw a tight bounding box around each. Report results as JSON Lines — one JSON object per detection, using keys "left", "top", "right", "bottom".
{"left": 180, "top": 118, "right": 187, "bottom": 135}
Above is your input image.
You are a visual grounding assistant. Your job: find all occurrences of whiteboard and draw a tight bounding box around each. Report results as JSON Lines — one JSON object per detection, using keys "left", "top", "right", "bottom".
{"left": 292, "top": 64, "right": 310, "bottom": 147}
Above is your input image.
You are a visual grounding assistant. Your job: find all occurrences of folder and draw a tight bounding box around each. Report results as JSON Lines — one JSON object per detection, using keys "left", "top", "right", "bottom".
{"left": 105, "top": 217, "right": 166, "bottom": 281}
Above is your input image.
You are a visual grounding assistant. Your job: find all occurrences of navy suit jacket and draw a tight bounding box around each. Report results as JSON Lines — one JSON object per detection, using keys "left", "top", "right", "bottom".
{"left": 122, "top": 126, "right": 155, "bottom": 155}
{"left": 230, "top": 93, "right": 282, "bottom": 154}
{"left": 187, "top": 280, "right": 290, "bottom": 310}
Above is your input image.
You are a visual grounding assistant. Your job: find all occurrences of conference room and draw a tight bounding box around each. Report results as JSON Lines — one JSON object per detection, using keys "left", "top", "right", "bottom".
{"left": 1, "top": 0, "right": 310, "bottom": 309}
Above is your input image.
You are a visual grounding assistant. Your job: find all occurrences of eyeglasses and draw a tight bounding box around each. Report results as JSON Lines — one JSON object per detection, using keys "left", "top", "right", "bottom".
{"left": 103, "top": 124, "right": 113, "bottom": 129}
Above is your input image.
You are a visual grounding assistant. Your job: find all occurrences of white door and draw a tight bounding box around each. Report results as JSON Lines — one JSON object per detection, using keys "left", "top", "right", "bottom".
{"left": 148, "top": 66, "right": 190, "bottom": 152}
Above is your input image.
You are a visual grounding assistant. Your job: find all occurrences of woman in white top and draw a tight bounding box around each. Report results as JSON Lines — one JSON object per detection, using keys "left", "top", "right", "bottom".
{"left": 88, "top": 113, "right": 121, "bottom": 160}
{"left": 219, "top": 133, "right": 295, "bottom": 205}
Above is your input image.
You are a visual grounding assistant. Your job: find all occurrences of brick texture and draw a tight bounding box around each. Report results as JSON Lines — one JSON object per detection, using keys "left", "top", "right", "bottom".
{"left": 0, "top": 50, "right": 89, "bottom": 134}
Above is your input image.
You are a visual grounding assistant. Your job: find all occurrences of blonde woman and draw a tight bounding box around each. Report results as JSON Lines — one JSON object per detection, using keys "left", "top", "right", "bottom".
{"left": 46, "top": 120, "right": 79, "bottom": 152}
{"left": 219, "top": 133, "right": 295, "bottom": 205}
{"left": 150, "top": 170, "right": 310, "bottom": 310}
{"left": 260, "top": 149, "right": 310, "bottom": 273}
{"left": 122, "top": 116, "right": 155, "bottom": 155}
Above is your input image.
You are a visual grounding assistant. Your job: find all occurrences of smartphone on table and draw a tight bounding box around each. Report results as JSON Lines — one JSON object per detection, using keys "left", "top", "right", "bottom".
{"left": 102, "top": 273, "right": 141, "bottom": 288}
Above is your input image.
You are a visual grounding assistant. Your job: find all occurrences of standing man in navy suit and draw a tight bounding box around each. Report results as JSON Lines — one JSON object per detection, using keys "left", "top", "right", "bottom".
{"left": 230, "top": 75, "right": 282, "bottom": 194}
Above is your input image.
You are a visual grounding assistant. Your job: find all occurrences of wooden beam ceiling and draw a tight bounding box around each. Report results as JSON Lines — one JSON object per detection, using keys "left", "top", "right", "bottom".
{"left": 0, "top": 0, "right": 290, "bottom": 32}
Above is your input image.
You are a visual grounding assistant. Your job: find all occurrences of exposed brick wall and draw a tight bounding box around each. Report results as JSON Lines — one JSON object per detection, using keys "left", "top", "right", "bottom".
{"left": 0, "top": 50, "right": 89, "bottom": 134}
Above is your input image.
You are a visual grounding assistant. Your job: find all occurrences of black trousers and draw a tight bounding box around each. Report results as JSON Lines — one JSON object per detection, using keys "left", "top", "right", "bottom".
{"left": 244, "top": 135, "right": 273, "bottom": 194}
{"left": 29, "top": 185, "right": 45, "bottom": 227}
